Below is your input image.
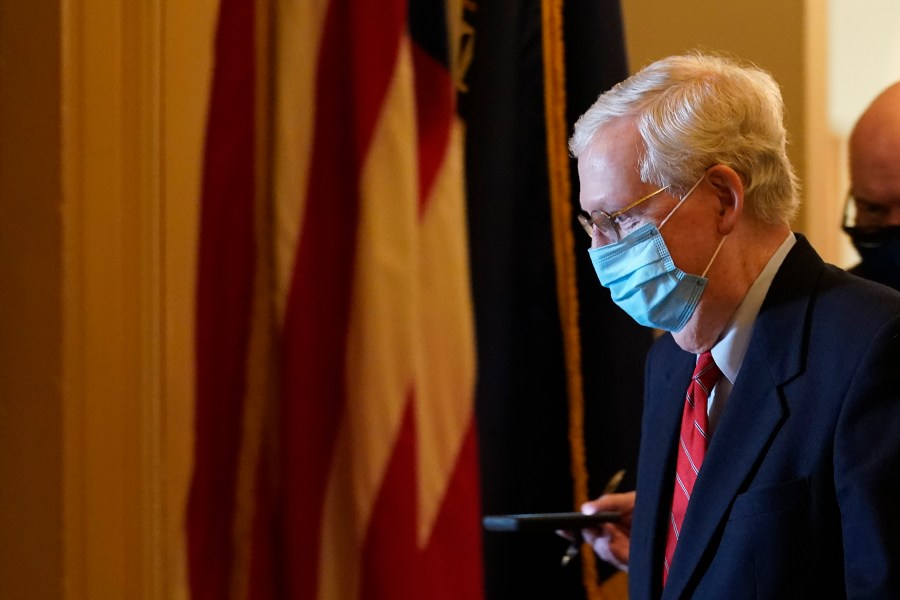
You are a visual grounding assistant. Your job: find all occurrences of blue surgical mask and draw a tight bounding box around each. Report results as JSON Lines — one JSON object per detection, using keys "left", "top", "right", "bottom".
{"left": 587, "top": 178, "right": 725, "bottom": 332}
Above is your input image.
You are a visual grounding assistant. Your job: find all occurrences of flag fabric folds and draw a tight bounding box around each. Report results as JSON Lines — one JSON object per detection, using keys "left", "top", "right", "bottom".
{"left": 188, "top": 0, "right": 483, "bottom": 598}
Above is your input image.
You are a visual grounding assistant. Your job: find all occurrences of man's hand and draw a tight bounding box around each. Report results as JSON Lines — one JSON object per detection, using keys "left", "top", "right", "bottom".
{"left": 581, "top": 491, "right": 635, "bottom": 572}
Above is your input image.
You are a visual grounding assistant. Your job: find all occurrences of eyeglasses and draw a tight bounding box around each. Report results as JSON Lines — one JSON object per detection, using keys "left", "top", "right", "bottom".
{"left": 577, "top": 185, "right": 671, "bottom": 242}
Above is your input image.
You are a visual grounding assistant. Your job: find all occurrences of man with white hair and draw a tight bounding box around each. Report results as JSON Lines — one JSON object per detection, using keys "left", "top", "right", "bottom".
{"left": 571, "top": 54, "right": 900, "bottom": 599}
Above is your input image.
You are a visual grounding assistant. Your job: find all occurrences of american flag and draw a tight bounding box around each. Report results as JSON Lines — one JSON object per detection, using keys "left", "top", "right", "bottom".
{"left": 187, "top": 0, "right": 483, "bottom": 598}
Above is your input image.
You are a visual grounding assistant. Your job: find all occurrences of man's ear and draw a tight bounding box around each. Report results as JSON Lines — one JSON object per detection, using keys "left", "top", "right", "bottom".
{"left": 705, "top": 165, "right": 743, "bottom": 235}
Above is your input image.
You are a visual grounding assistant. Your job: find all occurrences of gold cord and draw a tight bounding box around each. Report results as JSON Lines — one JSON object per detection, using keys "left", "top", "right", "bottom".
{"left": 538, "top": 0, "right": 601, "bottom": 597}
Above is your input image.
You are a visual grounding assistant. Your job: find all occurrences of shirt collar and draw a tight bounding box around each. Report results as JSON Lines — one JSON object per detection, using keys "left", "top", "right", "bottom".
{"left": 710, "top": 232, "right": 796, "bottom": 384}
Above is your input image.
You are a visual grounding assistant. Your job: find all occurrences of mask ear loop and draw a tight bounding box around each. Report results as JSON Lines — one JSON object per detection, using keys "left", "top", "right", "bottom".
{"left": 655, "top": 173, "right": 726, "bottom": 277}
{"left": 659, "top": 175, "right": 706, "bottom": 230}
{"left": 701, "top": 235, "right": 727, "bottom": 277}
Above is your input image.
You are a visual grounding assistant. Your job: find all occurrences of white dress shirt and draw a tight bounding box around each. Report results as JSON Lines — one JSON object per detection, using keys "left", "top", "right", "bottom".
{"left": 706, "top": 232, "right": 796, "bottom": 434}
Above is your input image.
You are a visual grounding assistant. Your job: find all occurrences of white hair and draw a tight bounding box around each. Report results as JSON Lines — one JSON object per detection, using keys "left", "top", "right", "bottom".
{"left": 569, "top": 53, "right": 800, "bottom": 225}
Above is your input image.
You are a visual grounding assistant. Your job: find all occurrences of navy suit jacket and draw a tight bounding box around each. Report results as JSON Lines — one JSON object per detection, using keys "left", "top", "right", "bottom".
{"left": 629, "top": 236, "right": 900, "bottom": 600}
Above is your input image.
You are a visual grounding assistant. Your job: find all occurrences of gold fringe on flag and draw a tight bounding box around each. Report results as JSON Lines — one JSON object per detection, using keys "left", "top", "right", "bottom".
{"left": 538, "top": 1, "right": 604, "bottom": 599}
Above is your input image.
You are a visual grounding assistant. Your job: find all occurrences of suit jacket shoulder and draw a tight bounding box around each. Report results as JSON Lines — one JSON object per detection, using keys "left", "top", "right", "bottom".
{"left": 630, "top": 235, "right": 900, "bottom": 600}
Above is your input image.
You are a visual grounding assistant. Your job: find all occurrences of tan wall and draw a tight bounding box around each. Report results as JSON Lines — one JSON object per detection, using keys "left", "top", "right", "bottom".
{"left": 0, "top": 0, "right": 64, "bottom": 598}
{"left": 0, "top": 0, "right": 214, "bottom": 596}
{"left": 621, "top": 0, "right": 807, "bottom": 184}
{"left": 58, "top": 0, "right": 215, "bottom": 597}
{"left": 620, "top": 0, "right": 842, "bottom": 262}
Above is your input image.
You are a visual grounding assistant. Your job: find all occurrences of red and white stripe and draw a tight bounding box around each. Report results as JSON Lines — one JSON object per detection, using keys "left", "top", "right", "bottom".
{"left": 663, "top": 352, "right": 721, "bottom": 584}
{"left": 189, "top": 0, "right": 483, "bottom": 599}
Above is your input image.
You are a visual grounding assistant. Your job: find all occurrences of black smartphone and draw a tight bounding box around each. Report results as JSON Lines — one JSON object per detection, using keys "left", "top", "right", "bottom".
{"left": 482, "top": 511, "right": 620, "bottom": 532}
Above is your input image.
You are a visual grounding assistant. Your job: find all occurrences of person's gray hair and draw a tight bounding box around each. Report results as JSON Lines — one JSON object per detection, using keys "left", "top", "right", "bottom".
{"left": 569, "top": 53, "right": 800, "bottom": 225}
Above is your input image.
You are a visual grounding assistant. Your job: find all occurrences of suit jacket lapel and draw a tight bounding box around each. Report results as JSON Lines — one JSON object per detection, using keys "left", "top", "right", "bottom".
{"left": 659, "top": 236, "right": 823, "bottom": 599}
{"left": 660, "top": 348, "right": 785, "bottom": 599}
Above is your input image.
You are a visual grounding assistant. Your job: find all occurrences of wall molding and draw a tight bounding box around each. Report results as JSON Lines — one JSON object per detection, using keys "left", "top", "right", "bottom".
{"left": 61, "top": 0, "right": 166, "bottom": 596}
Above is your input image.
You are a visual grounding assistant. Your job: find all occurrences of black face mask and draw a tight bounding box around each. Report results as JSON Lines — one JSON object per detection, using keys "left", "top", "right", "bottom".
{"left": 843, "top": 225, "right": 900, "bottom": 291}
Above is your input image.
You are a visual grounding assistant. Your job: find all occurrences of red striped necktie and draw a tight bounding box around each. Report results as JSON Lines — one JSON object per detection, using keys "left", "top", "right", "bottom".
{"left": 663, "top": 351, "right": 722, "bottom": 585}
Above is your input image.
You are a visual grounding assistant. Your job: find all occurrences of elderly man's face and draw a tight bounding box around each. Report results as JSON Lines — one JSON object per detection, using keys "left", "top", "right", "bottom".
{"left": 577, "top": 119, "right": 668, "bottom": 247}
{"left": 576, "top": 118, "right": 715, "bottom": 276}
